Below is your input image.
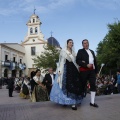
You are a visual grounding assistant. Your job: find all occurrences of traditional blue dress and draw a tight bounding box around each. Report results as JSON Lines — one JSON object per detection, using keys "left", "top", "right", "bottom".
{"left": 50, "top": 62, "right": 82, "bottom": 105}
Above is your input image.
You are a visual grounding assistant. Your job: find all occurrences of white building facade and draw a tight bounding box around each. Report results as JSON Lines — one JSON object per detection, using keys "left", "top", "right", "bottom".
{"left": 0, "top": 43, "right": 26, "bottom": 77}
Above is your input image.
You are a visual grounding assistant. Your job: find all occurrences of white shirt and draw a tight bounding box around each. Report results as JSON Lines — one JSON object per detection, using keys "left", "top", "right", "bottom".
{"left": 85, "top": 49, "right": 95, "bottom": 69}
{"left": 50, "top": 74, "right": 54, "bottom": 84}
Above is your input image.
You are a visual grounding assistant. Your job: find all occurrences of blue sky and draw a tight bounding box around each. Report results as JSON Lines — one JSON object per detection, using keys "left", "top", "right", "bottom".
{"left": 0, "top": 0, "right": 120, "bottom": 53}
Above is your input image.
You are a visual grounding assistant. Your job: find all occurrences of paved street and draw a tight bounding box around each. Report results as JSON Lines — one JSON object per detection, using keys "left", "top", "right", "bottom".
{"left": 0, "top": 86, "right": 120, "bottom": 120}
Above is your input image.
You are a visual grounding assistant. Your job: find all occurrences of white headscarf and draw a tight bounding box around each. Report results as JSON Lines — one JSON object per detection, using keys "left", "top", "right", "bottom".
{"left": 62, "top": 39, "right": 76, "bottom": 54}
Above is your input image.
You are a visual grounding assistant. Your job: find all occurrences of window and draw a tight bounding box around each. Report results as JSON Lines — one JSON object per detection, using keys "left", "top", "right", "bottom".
{"left": 5, "top": 55, "right": 8, "bottom": 61}
{"left": 33, "top": 19, "right": 35, "bottom": 23}
{"left": 30, "top": 28, "right": 33, "bottom": 34}
{"left": 19, "top": 70, "right": 22, "bottom": 77}
{"left": 20, "top": 59, "right": 22, "bottom": 63}
{"left": 31, "top": 47, "right": 36, "bottom": 55}
{"left": 13, "top": 57, "right": 16, "bottom": 62}
{"left": 35, "top": 27, "right": 38, "bottom": 33}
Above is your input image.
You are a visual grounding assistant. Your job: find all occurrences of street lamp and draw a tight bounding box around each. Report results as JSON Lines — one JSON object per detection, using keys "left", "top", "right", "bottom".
{"left": 98, "top": 63, "right": 105, "bottom": 76}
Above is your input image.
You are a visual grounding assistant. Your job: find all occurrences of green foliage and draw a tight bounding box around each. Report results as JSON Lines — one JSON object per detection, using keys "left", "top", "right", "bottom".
{"left": 96, "top": 21, "right": 120, "bottom": 74}
{"left": 33, "top": 44, "right": 60, "bottom": 70}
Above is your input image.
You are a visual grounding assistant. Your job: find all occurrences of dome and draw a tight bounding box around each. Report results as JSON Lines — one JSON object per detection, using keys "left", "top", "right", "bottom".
{"left": 47, "top": 36, "right": 60, "bottom": 47}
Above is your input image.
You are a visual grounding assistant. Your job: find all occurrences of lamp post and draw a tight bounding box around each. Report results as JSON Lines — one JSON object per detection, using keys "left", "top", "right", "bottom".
{"left": 98, "top": 63, "right": 105, "bottom": 76}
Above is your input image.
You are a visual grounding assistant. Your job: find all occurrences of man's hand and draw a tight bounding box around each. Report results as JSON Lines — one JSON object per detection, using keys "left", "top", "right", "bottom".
{"left": 87, "top": 64, "right": 93, "bottom": 68}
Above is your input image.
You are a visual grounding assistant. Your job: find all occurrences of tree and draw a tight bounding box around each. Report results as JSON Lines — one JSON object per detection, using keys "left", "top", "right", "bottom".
{"left": 96, "top": 21, "right": 120, "bottom": 74}
{"left": 33, "top": 44, "right": 60, "bottom": 70}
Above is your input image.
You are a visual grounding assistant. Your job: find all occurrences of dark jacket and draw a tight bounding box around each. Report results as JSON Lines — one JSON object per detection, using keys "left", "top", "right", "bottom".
{"left": 8, "top": 78, "right": 14, "bottom": 89}
{"left": 76, "top": 48, "right": 98, "bottom": 74}
{"left": 43, "top": 73, "right": 56, "bottom": 88}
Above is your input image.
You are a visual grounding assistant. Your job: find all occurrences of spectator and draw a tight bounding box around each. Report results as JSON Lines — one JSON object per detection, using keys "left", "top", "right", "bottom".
{"left": 8, "top": 77, "right": 14, "bottom": 97}
{"left": 107, "top": 81, "right": 114, "bottom": 94}
{"left": 117, "top": 69, "right": 120, "bottom": 93}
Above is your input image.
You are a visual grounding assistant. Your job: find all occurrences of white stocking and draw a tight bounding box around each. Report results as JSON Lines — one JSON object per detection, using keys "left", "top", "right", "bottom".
{"left": 91, "top": 91, "right": 96, "bottom": 104}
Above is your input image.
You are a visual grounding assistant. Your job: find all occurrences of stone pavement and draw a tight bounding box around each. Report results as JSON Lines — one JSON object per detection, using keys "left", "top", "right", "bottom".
{"left": 0, "top": 86, "right": 29, "bottom": 105}
{"left": 0, "top": 86, "right": 120, "bottom": 120}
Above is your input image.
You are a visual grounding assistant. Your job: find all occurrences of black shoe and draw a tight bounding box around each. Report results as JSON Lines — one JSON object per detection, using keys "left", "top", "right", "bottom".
{"left": 9, "top": 96, "right": 13, "bottom": 97}
{"left": 90, "top": 103, "right": 99, "bottom": 108}
{"left": 72, "top": 105, "right": 77, "bottom": 110}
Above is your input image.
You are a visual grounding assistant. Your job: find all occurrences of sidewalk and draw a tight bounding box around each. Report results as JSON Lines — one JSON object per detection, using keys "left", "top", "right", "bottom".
{"left": 0, "top": 86, "right": 120, "bottom": 120}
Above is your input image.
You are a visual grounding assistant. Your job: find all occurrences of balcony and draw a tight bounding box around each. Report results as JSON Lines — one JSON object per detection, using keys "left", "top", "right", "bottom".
{"left": 1, "top": 61, "right": 26, "bottom": 70}
{"left": 2, "top": 60, "right": 11, "bottom": 67}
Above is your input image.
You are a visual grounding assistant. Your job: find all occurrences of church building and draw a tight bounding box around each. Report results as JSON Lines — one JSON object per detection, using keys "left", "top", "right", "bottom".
{"left": 0, "top": 12, "right": 60, "bottom": 77}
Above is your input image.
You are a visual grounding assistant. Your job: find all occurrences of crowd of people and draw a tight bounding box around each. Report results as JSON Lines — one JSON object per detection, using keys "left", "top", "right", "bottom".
{"left": 1, "top": 73, "right": 120, "bottom": 98}
{"left": 1, "top": 72, "right": 120, "bottom": 98}
{"left": 0, "top": 67, "right": 56, "bottom": 101}
{"left": 86, "top": 74, "right": 120, "bottom": 96}
{"left": 96, "top": 73, "right": 120, "bottom": 95}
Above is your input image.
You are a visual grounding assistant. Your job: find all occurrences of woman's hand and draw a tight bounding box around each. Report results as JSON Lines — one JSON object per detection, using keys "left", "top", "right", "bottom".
{"left": 42, "top": 85, "right": 46, "bottom": 89}
{"left": 40, "top": 84, "right": 46, "bottom": 89}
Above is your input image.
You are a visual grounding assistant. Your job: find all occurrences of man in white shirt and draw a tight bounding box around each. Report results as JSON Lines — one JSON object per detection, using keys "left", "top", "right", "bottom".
{"left": 43, "top": 68, "right": 55, "bottom": 96}
{"left": 76, "top": 39, "right": 99, "bottom": 108}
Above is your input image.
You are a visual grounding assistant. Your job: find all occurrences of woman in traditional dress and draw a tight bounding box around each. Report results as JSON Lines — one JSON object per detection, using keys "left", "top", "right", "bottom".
{"left": 31, "top": 69, "right": 49, "bottom": 102}
{"left": 19, "top": 77, "right": 30, "bottom": 99}
{"left": 50, "top": 39, "right": 82, "bottom": 110}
